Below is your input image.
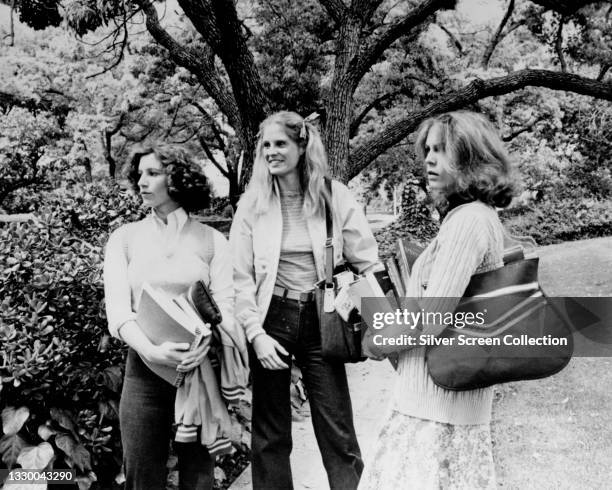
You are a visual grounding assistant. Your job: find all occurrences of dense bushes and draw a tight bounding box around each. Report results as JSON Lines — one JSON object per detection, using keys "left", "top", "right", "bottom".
{"left": 1, "top": 182, "right": 250, "bottom": 489}
{"left": 0, "top": 183, "right": 143, "bottom": 488}
{"left": 375, "top": 181, "right": 438, "bottom": 259}
{"left": 502, "top": 198, "right": 612, "bottom": 245}
{"left": 375, "top": 186, "right": 612, "bottom": 251}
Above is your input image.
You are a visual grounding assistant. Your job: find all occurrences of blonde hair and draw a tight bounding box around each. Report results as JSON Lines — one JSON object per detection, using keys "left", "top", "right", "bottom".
{"left": 242, "top": 111, "right": 330, "bottom": 216}
{"left": 415, "top": 111, "right": 516, "bottom": 208}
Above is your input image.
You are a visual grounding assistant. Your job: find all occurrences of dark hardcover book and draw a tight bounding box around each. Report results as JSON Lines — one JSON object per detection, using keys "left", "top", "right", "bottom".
{"left": 384, "top": 257, "right": 405, "bottom": 299}
{"left": 395, "top": 238, "right": 425, "bottom": 286}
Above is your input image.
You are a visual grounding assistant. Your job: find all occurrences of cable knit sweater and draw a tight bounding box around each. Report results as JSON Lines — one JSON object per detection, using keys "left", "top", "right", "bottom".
{"left": 393, "top": 201, "right": 505, "bottom": 425}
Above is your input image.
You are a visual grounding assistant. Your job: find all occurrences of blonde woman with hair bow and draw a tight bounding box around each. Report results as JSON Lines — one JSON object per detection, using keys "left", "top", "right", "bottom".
{"left": 230, "top": 111, "right": 381, "bottom": 489}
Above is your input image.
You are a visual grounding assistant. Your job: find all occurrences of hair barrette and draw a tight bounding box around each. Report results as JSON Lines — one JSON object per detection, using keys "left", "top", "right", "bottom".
{"left": 300, "top": 112, "right": 320, "bottom": 139}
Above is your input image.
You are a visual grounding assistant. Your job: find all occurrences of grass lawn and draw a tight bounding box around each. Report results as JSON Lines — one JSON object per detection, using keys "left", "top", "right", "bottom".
{"left": 493, "top": 237, "right": 612, "bottom": 489}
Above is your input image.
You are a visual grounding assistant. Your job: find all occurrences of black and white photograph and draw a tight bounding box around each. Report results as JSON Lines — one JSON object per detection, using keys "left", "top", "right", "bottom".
{"left": 1, "top": 0, "right": 611, "bottom": 489}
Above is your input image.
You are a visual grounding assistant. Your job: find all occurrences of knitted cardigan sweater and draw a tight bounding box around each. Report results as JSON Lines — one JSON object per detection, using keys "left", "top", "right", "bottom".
{"left": 393, "top": 201, "right": 505, "bottom": 425}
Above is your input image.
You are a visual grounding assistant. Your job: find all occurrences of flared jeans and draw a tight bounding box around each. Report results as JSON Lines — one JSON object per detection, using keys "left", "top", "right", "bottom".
{"left": 120, "top": 349, "right": 214, "bottom": 490}
{"left": 250, "top": 294, "right": 363, "bottom": 490}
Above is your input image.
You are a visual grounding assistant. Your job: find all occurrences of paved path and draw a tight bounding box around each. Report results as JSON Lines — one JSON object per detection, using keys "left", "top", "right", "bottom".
{"left": 230, "top": 359, "right": 396, "bottom": 490}
{"left": 230, "top": 236, "right": 612, "bottom": 490}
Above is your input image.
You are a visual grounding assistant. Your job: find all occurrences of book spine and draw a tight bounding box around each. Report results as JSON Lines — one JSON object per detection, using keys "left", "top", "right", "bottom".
{"left": 395, "top": 239, "right": 411, "bottom": 288}
{"left": 401, "top": 238, "right": 424, "bottom": 270}
{"left": 385, "top": 258, "right": 405, "bottom": 299}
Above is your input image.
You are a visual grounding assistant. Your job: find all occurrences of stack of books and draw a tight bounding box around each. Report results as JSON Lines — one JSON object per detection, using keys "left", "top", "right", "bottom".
{"left": 136, "top": 283, "right": 211, "bottom": 386}
{"left": 384, "top": 238, "right": 424, "bottom": 300}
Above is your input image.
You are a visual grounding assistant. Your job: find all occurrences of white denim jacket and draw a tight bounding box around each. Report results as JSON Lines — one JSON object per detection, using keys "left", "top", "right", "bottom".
{"left": 229, "top": 180, "right": 381, "bottom": 342}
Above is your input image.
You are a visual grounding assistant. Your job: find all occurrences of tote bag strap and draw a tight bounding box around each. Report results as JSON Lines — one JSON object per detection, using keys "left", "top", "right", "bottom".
{"left": 323, "top": 177, "right": 334, "bottom": 288}
{"left": 502, "top": 227, "right": 538, "bottom": 263}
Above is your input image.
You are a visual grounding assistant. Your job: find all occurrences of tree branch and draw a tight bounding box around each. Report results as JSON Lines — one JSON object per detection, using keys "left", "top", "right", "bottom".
{"left": 318, "top": 0, "right": 349, "bottom": 23}
{"left": 555, "top": 16, "right": 567, "bottom": 72}
{"left": 86, "top": 9, "right": 130, "bottom": 78}
{"left": 352, "top": 0, "right": 384, "bottom": 23}
{"left": 192, "top": 102, "right": 228, "bottom": 152}
{"left": 351, "top": 91, "right": 403, "bottom": 138}
{"left": 353, "top": 0, "right": 456, "bottom": 82}
{"left": 0, "top": 90, "right": 69, "bottom": 115}
{"left": 136, "top": 0, "right": 240, "bottom": 131}
{"left": 598, "top": 64, "right": 611, "bottom": 81}
{"left": 436, "top": 22, "right": 463, "bottom": 54}
{"left": 176, "top": 0, "right": 223, "bottom": 47}
{"left": 530, "top": 0, "right": 602, "bottom": 16}
{"left": 8, "top": 0, "right": 15, "bottom": 46}
{"left": 164, "top": 103, "right": 181, "bottom": 139}
{"left": 481, "top": 0, "right": 514, "bottom": 69}
{"left": 502, "top": 115, "right": 547, "bottom": 141}
{"left": 348, "top": 69, "right": 612, "bottom": 179}
{"left": 177, "top": 0, "right": 268, "bottom": 152}
{"left": 198, "top": 134, "right": 229, "bottom": 178}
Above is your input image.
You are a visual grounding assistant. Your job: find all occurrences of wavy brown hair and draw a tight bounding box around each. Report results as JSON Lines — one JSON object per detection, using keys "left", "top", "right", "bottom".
{"left": 415, "top": 111, "right": 516, "bottom": 208}
{"left": 125, "top": 143, "right": 211, "bottom": 213}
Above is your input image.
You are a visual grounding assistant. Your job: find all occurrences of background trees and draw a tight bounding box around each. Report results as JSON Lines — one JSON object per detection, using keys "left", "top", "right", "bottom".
{"left": 1, "top": 1, "right": 611, "bottom": 486}
{"left": 3, "top": 0, "right": 612, "bottom": 194}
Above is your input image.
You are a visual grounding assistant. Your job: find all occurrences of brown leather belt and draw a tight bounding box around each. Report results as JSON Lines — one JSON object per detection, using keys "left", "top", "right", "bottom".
{"left": 272, "top": 285, "right": 315, "bottom": 302}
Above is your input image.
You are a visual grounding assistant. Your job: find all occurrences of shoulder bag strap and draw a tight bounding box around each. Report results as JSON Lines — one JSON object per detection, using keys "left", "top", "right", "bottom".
{"left": 323, "top": 178, "right": 336, "bottom": 313}
{"left": 323, "top": 177, "right": 334, "bottom": 288}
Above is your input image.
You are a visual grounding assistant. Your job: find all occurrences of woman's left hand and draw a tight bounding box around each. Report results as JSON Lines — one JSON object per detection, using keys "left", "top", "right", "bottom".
{"left": 176, "top": 334, "right": 212, "bottom": 373}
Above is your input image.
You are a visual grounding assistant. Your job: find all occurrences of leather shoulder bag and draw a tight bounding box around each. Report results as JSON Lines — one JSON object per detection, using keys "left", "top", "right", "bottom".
{"left": 314, "top": 178, "right": 365, "bottom": 363}
{"left": 426, "top": 243, "right": 574, "bottom": 391}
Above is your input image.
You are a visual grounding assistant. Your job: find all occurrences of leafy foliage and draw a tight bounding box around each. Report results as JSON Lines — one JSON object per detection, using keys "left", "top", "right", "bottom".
{"left": 502, "top": 197, "right": 612, "bottom": 245}
{"left": 0, "top": 109, "right": 68, "bottom": 206}
{"left": 15, "top": 0, "right": 62, "bottom": 30}
{"left": 252, "top": 0, "right": 332, "bottom": 115}
{"left": 375, "top": 181, "right": 439, "bottom": 259}
{"left": 0, "top": 183, "right": 143, "bottom": 486}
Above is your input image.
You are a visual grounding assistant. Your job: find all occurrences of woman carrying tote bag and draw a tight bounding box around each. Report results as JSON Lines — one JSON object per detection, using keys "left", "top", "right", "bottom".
{"left": 359, "top": 111, "right": 517, "bottom": 489}
{"left": 230, "top": 111, "right": 380, "bottom": 490}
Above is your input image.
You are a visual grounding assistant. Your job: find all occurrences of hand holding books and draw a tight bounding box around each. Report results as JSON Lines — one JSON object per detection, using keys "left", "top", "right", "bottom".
{"left": 136, "top": 283, "right": 217, "bottom": 386}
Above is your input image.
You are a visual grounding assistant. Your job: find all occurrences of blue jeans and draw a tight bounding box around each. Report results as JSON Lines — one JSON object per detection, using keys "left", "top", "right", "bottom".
{"left": 120, "top": 349, "right": 214, "bottom": 490}
{"left": 250, "top": 295, "right": 363, "bottom": 490}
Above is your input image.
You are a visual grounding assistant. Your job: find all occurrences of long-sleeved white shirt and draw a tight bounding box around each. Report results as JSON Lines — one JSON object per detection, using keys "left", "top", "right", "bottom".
{"left": 103, "top": 208, "right": 234, "bottom": 340}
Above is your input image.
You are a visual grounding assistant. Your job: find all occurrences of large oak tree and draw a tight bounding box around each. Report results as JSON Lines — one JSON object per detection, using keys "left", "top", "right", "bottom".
{"left": 4, "top": 0, "right": 612, "bottom": 193}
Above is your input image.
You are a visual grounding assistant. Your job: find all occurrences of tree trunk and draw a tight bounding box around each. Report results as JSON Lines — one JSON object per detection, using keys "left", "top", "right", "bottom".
{"left": 100, "top": 130, "right": 116, "bottom": 179}
{"left": 324, "top": 15, "right": 361, "bottom": 182}
{"left": 325, "top": 79, "right": 356, "bottom": 182}
{"left": 228, "top": 170, "right": 240, "bottom": 209}
{"left": 238, "top": 145, "right": 255, "bottom": 194}
{"left": 9, "top": 0, "right": 15, "bottom": 46}
{"left": 176, "top": 0, "right": 268, "bottom": 182}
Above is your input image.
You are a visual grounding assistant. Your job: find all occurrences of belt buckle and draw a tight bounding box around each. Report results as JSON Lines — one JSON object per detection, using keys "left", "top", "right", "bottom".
{"left": 300, "top": 291, "right": 313, "bottom": 302}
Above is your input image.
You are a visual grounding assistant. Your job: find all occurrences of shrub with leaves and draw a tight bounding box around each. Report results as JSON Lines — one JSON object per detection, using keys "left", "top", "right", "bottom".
{"left": 1, "top": 181, "right": 252, "bottom": 488}
{"left": 502, "top": 197, "right": 612, "bottom": 245}
{"left": 375, "top": 181, "right": 439, "bottom": 259}
{"left": 0, "top": 182, "right": 143, "bottom": 488}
